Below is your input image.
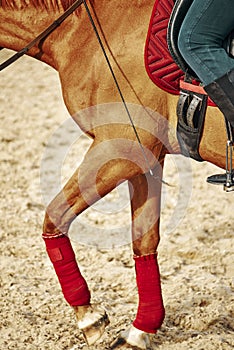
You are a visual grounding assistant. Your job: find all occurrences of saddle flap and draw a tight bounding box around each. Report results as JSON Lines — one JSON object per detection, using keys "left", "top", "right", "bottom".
{"left": 167, "top": 0, "right": 197, "bottom": 79}
{"left": 176, "top": 82, "right": 208, "bottom": 161}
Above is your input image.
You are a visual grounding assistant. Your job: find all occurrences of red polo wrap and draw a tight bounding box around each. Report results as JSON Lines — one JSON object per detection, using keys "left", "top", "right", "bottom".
{"left": 43, "top": 234, "right": 90, "bottom": 306}
{"left": 133, "top": 253, "right": 165, "bottom": 333}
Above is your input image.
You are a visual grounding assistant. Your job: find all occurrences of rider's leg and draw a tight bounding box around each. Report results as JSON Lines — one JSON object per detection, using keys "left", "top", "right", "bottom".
{"left": 178, "top": 0, "right": 234, "bottom": 183}
{"left": 205, "top": 70, "right": 234, "bottom": 186}
{"left": 178, "top": 0, "right": 234, "bottom": 86}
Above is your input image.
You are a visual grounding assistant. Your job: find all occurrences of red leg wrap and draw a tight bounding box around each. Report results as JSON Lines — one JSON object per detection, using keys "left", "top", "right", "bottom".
{"left": 43, "top": 234, "right": 90, "bottom": 306}
{"left": 133, "top": 253, "right": 165, "bottom": 333}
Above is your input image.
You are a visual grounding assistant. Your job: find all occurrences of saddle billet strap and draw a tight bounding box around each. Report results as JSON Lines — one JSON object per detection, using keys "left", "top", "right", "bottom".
{"left": 0, "top": 0, "right": 84, "bottom": 71}
{"left": 186, "top": 94, "right": 203, "bottom": 129}
{"left": 176, "top": 91, "right": 189, "bottom": 124}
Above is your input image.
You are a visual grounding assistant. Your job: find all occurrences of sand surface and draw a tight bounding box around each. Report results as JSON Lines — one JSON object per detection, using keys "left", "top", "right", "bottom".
{"left": 0, "top": 50, "right": 233, "bottom": 349}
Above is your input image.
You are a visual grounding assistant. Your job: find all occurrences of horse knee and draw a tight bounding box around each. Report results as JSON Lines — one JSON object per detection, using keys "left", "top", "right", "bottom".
{"left": 43, "top": 194, "right": 72, "bottom": 236}
{"left": 43, "top": 206, "right": 63, "bottom": 236}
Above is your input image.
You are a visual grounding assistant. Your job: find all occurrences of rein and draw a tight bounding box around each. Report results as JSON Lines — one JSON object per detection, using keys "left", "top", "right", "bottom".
{"left": 0, "top": 0, "right": 84, "bottom": 71}
{"left": 83, "top": 0, "right": 160, "bottom": 179}
{"left": 1, "top": 0, "right": 166, "bottom": 182}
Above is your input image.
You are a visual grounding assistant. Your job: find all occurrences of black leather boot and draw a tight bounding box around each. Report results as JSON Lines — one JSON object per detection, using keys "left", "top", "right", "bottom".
{"left": 204, "top": 69, "right": 234, "bottom": 187}
{"left": 204, "top": 68, "right": 234, "bottom": 128}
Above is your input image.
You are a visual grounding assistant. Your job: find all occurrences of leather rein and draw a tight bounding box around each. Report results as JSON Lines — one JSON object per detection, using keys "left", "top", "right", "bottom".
{"left": 0, "top": 0, "right": 84, "bottom": 71}
{"left": 0, "top": 0, "right": 165, "bottom": 181}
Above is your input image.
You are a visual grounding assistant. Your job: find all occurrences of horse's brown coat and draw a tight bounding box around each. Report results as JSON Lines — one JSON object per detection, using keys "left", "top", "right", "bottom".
{"left": 0, "top": 0, "right": 232, "bottom": 346}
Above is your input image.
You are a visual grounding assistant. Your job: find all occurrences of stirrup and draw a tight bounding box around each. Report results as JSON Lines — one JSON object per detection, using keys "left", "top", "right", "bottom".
{"left": 206, "top": 141, "right": 234, "bottom": 191}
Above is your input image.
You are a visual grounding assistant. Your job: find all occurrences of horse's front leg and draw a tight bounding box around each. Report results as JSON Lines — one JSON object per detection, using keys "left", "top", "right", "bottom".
{"left": 111, "top": 161, "right": 165, "bottom": 350}
{"left": 42, "top": 138, "right": 146, "bottom": 345}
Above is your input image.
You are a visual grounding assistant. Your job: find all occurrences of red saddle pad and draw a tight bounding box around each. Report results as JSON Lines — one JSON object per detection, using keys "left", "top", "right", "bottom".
{"left": 145, "top": 0, "right": 216, "bottom": 107}
{"left": 145, "top": 0, "right": 184, "bottom": 95}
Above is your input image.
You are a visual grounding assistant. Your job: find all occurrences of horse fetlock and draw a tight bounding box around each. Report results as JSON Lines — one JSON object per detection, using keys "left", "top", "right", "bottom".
{"left": 74, "top": 304, "right": 110, "bottom": 345}
{"left": 110, "top": 325, "right": 151, "bottom": 350}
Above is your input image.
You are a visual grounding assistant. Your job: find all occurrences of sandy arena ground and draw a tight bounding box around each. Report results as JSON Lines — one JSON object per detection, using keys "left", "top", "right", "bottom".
{"left": 0, "top": 50, "right": 233, "bottom": 350}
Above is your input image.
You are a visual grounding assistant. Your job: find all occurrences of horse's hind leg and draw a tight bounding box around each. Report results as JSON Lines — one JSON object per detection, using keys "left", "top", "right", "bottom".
{"left": 112, "top": 159, "right": 165, "bottom": 349}
{"left": 42, "top": 138, "right": 146, "bottom": 344}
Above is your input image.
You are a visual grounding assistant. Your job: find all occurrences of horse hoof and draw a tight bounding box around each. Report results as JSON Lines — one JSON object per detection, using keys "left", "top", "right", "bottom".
{"left": 74, "top": 304, "right": 110, "bottom": 345}
{"left": 110, "top": 325, "right": 151, "bottom": 349}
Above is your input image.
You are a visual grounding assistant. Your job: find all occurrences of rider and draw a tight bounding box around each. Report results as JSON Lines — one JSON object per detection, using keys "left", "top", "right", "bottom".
{"left": 178, "top": 0, "right": 234, "bottom": 184}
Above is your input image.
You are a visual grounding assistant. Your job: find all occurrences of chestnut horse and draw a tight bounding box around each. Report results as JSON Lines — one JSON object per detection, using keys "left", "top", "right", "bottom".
{"left": 0, "top": 0, "right": 231, "bottom": 348}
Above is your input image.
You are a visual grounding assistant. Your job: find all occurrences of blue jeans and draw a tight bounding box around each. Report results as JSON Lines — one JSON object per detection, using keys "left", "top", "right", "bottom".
{"left": 178, "top": 0, "right": 234, "bottom": 85}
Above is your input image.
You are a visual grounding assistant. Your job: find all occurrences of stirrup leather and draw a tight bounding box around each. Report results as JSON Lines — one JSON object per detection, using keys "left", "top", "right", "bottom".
{"left": 224, "top": 143, "right": 234, "bottom": 192}
{"left": 207, "top": 121, "right": 234, "bottom": 191}
{"left": 224, "top": 120, "right": 234, "bottom": 192}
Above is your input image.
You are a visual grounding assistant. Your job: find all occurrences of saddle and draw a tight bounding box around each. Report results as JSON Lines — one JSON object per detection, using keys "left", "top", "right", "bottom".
{"left": 167, "top": 0, "right": 234, "bottom": 161}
